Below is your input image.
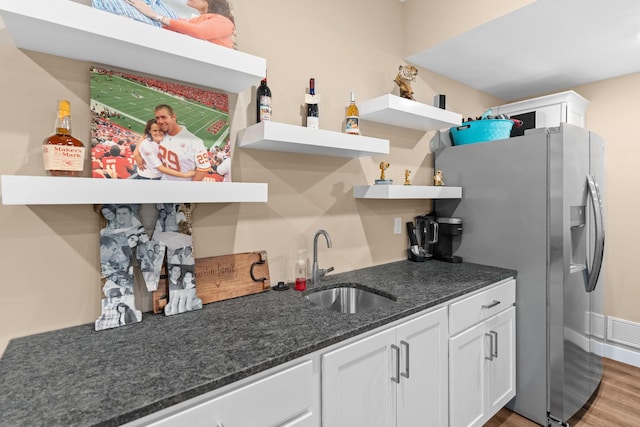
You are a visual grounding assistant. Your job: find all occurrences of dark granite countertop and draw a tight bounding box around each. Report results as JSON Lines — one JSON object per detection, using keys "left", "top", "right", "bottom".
{"left": 0, "top": 260, "right": 515, "bottom": 426}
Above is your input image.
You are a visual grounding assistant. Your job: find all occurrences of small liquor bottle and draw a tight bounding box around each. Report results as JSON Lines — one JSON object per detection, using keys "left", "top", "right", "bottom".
{"left": 345, "top": 91, "right": 360, "bottom": 135}
{"left": 306, "top": 78, "right": 319, "bottom": 129}
{"left": 42, "top": 100, "right": 85, "bottom": 177}
{"left": 256, "top": 78, "right": 272, "bottom": 122}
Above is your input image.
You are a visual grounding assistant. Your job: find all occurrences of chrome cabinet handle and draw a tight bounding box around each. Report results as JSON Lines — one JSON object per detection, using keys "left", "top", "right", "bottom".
{"left": 482, "top": 300, "right": 501, "bottom": 309}
{"left": 400, "top": 340, "right": 410, "bottom": 379}
{"left": 490, "top": 330, "right": 498, "bottom": 358}
{"left": 485, "top": 333, "right": 495, "bottom": 361}
{"left": 391, "top": 344, "right": 400, "bottom": 383}
{"left": 485, "top": 330, "right": 498, "bottom": 360}
{"left": 586, "top": 175, "right": 605, "bottom": 293}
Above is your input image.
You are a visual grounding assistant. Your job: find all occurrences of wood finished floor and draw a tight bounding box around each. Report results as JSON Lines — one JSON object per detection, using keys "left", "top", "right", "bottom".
{"left": 484, "top": 358, "right": 640, "bottom": 427}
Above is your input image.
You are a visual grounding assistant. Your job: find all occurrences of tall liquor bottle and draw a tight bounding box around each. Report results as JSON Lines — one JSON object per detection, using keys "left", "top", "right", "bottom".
{"left": 42, "top": 100, "right": 85, "bottom": 177}
{"left": 345, "top": 91, "right": 360, "bottom": 135}
{"left": 256, "top": 78, "right": 272, "bottom": 122}
{"left": 306, "top": 78, "right": 319, "bottom": 129}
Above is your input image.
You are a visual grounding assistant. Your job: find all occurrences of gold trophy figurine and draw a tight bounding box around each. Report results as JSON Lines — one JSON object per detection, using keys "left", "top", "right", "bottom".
{"left": 375, "top": 161, "right": 392, "bottom": 185}
{"left": 434, "top": 170, "right": 445, "bottom": 186}
{"left": 404, "top": 169, "right": 411, "bottom": 185}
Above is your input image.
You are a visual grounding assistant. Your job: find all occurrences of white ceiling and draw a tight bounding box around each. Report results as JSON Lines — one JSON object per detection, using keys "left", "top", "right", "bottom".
{"left": 405, "top": 0, "right": 640, "bottom": 101}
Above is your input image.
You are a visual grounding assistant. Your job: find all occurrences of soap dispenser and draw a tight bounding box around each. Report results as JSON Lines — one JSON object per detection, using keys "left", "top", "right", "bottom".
{"left": 294, "top": 249, "right": 307, "bottom": 291}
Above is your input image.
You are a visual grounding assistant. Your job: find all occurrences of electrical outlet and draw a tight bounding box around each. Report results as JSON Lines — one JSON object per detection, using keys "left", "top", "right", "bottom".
{"left": 394, "top": 217, "right": 402, "bottom": 235}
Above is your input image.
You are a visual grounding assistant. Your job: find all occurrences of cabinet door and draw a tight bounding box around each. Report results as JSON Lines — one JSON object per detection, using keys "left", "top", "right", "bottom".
{"left": 396, "top": 307, "right": 448, "bottom": 427}
{"left": 449, "top": 320, "right": 486, "bottom": 427}
{"left": 322, "top": 327, "right": 396, "bottom": 427}
{"left": 144, "top": 360, "right": 316, "bottom": 427}
{"left": 485, "top": 306, "right": 516, "bottom": 416}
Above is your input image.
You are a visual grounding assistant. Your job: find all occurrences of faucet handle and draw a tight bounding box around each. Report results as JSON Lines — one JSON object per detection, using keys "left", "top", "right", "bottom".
{"left": 326, "top": 267, "right": 335, "bottom": 274}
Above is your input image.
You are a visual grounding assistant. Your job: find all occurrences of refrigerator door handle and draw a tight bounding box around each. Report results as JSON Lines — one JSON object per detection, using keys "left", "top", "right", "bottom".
{"left": 586, "top": 175, "right": 605, "bottom": 293}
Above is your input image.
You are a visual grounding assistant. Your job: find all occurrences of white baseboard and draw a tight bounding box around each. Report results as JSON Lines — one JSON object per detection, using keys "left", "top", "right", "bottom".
{"left": 598, "top": 316, "right": 640, "bottom": 368}
{"left": 569, "top": 314, "right": 640, "bottom": 368}
{"left": 598, "top": 340, "right": 640, "bottom": 368}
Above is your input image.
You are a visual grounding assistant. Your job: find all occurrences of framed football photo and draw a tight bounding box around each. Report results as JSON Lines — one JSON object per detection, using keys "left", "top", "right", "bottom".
{"left": 90, "top": 66, "right": 232, "bottom": 182}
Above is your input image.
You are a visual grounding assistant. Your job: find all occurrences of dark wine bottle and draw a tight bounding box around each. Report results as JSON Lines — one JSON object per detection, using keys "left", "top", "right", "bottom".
{"left": 306, "top": 78, "right": 319, "bottom": 129}
{"left": 256, "top": 78, "right": 272, "bottom": 123}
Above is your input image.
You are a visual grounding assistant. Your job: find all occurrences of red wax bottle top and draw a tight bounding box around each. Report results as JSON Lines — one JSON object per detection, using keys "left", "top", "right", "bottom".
{"left": 295, "top": 277, "right": 307, "bottom": 291}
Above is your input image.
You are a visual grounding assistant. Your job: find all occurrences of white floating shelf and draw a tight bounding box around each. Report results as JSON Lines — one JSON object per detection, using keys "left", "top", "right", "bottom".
{"left": 0, "top": 0, "right": 265, "bottom": 93}
{"left": 0, "top": 175, "right": 268, "bottom": 205}
{"left": 353, "top": 185, "right": 462, "bottom": 199}
{"left": 236, "top": 121, "right": 390, "bottom": 158}
{"left": 359, "top": 94, "right": 462, "bottom": 131}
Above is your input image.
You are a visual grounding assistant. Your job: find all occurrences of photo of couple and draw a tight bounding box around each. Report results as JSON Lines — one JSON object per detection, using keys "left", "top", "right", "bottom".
{"left": 90, "top": 67, "right": 232, "bottom": 182}
{"left": 92, "top": 0, "right": 237, "bottom": 49}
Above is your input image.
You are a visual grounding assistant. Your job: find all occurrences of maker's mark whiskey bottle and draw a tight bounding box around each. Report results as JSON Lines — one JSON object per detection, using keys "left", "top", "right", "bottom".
{"left": 42, "top": 100, "right": 85, "bottom": 176}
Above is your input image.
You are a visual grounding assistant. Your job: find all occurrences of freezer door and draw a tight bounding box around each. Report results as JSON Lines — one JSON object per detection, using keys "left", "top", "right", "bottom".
{"left": 587, "top": 131, "right": 605, "bottom": 400}
{"left": 548, "top": 124, "right": 603, "bottom": 424}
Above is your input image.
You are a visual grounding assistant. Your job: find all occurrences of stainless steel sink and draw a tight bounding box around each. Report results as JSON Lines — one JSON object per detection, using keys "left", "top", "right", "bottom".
{"left": 305, "top": 283, "right": 395, "bottom": 314}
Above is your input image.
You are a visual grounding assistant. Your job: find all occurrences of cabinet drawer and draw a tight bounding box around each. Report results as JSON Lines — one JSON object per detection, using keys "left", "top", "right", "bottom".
{"left": 449, "top": 279, "right": 515, "bottom": 335}
{"left": 146, "top": 360, "right": 315, "bottom": 427}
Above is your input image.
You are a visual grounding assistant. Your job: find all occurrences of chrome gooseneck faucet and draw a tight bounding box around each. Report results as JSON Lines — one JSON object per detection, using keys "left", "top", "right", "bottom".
{"left": 312, "top": 229, "right": 334, "bottom": 284}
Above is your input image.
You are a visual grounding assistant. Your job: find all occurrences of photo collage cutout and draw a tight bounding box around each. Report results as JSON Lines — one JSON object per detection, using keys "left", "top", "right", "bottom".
{"left": 96, "top": 203, "right": 201, "bottom": 331}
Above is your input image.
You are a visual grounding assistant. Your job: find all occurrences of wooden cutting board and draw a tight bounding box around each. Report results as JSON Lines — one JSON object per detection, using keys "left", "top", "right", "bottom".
{"left": 152, "top": 251, "right": 271, "bottom": 313}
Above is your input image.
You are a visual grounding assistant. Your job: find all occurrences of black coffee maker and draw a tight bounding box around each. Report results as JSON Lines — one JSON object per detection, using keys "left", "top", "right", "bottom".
{"left": 415, "top": 213, "right": 463, "bottom": 263}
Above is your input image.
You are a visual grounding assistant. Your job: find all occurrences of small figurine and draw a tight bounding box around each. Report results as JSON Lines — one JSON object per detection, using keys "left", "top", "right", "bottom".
{"left": 394, "top": 65, "right": 418, "bottom": 100}
{"left": 379, "top": 161, "right": 389, "bottom": 180}
{"left": 404, "top": 169, "right": 411, "bottom": 185}
{"left": 375, "top": 161, "right": 392, "bottom": 185}
{"left": 434, "top": 170, "right": 445, "bottom": 186}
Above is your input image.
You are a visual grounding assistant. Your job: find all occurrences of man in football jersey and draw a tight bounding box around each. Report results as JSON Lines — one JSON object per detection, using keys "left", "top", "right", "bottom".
{"left": 101, "top": 144, "right": 135, "bottom": 178}
{"left": 153, "top": 104, "right": 211, "bottom": 181}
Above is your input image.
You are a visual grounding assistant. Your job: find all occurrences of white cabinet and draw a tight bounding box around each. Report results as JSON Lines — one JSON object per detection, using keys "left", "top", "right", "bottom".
{"left": 322, "top": 307, "right": 448, "bottom": 427}
{"left": 120, "top": 279, "right": 516, "bottom": 427}
{"left": 491, "top": 90, "right": 589, "bottom": 129}
{"left": 130, "top": 360, "right": 318, "bottom": 427}
{"left": 448, "top": 279, "right": 516, "bottom": 427}
{"left": 396, "top": 308, "right": 449, "bottom": 427}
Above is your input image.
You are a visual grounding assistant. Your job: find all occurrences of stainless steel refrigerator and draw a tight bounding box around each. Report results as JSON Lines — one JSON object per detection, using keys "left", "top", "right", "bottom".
{"left": 434, "top": 123, "right": 605, "bottom": 426}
